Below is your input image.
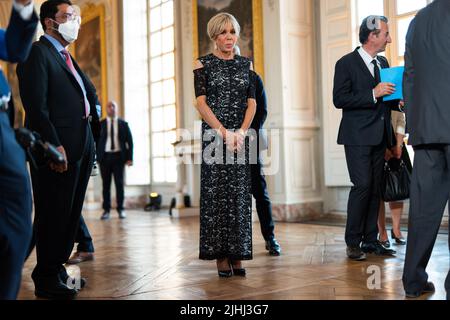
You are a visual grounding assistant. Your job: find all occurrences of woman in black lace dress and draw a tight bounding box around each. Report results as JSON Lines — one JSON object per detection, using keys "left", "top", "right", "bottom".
{"left": 193, "top": 13, "right": 257, "bottom": 277}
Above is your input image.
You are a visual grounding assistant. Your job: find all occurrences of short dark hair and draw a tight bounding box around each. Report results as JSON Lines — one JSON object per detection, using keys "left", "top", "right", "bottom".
{"left": 40, "top": 0, "right": 73, "bottom": 31}
{"left": 359, "top": 15, "right": 388, "bottom": 44}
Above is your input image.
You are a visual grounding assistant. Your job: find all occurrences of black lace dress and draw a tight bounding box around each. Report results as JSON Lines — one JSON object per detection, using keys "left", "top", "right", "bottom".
{"left": 194, "top": 54, "right": 256, "bottom": 261}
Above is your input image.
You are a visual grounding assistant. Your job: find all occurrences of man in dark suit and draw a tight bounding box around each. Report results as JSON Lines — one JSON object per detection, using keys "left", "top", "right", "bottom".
{"left": 97, "top": 101, "right": 133, "bottom": 220}
{"left": 16, "top": 0, "right": 101, "bottom": 299}
{"left": 402, "top": 0, "right": 450, "bottom": 300}
{"left": 333, "top": 16, "right": 403, "bottom": 261}
{"left": 251, "top": 73, "right": 281, "bottom": 256}
{"left": 0, "top": 0, "right": 37, "bottom": 301}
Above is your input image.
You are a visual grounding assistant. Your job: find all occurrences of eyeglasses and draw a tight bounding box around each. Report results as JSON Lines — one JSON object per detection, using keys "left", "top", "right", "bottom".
{"left": 55, "top": 12, "right": 81, "bottom": 24}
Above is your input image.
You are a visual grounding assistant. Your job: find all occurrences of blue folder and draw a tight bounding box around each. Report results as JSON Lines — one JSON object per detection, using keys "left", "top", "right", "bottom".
{"left": 380, "top": 66, "right": 404, "bottom": 101}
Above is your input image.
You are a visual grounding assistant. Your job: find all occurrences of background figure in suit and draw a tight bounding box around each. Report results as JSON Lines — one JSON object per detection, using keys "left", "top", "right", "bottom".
{"left": 97, "top": 101, "right": 133, "bottom": 220}
{"left": 251, "top": 73, "right": 281, "bottom": 256}
{"left": 17, "top": 0, "right": 101, "bottom": 299}
{"left": 377, "top": 111, "right": 408, "bottom": 249}
{"left": 0, "top": 0, "right": 37, "bottom": 301}
{"left": 402, "top": 0, "right": 450, "bottom": 300}
{"left": 333, "top": 15, "right": 403, "bottom": 261}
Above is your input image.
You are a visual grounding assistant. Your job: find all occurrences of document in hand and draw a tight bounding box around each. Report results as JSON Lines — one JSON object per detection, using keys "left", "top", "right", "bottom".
{"left": 380, "top": 66, "right": 404, "bottom": 101}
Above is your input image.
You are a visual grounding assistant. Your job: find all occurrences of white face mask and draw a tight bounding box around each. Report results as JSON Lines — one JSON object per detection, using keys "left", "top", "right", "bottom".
{"left": 52, "top": 19, "right": 80, "bottom": 43}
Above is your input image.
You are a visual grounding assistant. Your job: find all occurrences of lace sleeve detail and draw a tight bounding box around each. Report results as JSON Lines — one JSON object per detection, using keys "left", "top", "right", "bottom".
{"left": 194, "top": 67, "right": 207, "bottom": 98}
{"left": 247, "top": 70, "right": 257, "bottom": 99}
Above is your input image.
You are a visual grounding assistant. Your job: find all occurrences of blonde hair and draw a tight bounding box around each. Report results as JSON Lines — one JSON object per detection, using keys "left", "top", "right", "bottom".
{"left": 207, "top": 13, "right": 241, "bottom": 41}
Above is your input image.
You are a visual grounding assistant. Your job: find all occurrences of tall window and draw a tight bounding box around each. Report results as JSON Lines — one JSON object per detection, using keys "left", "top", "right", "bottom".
{"left": 149, "top": 0, "right": 177, "bottom": 184}
{"left": 123, "top": 0, "right": 151, "bottom": 185}
{"left": 123, "top": 0, "right": 177, "bottom": 185}
{"left": 353, "top": 0, "right": 432, "bottom": 65}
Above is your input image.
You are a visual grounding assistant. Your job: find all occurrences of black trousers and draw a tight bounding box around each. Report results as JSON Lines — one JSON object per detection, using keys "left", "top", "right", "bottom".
{"left": 100, "top": 153, "right": 125, "bottom": 212}
{"left": 30, "top": 125, "right": 94, "bottom": 281}
{"left": 74, "top": 215, "right": 94, "bottom": 253}
{"left": 0, "top": 112, "right": 33, "bottom": 300}
{"left": 251, "top": 157, "right": 275, "bottom": 241}
{"left": 403, "top": 145, "right": 450, "bottom": 295}
{"left": 344, "top": 140, "right": 386, "bottom": 247}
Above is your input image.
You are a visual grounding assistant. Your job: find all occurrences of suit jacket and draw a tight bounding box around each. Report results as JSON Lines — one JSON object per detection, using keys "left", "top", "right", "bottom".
{"left": 333, "top": 48, "right": 401, "bottom": 147}
{"left": 250, "top": 73, "right": 268, "bottom": 151}
{"left": 96, "top": 118, "right": 134, "bottom": 164}
{"left": 403, "top": 0, "right": 450, "bottom": 146}
{"left": 16, "top": 36, "right": 101, "bottom": 163}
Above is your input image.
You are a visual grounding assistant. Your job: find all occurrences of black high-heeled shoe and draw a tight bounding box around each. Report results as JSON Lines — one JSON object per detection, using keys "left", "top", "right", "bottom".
{"left": 218, "top": 270, "right": 233, "bottom": 278}
{"left": 230, "top": 261, "right": 246, "bottom": 277}
{"left": 391, "top": 229, "right": 406, "bottom": 245}
{"left": 379, "top": 237, "right": 391, "bottom": 248}
{"left": 217, "top": 259, "right": 233, "bottom": 278}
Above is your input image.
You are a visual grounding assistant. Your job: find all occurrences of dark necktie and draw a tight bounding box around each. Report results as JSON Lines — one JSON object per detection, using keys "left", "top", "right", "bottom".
{"left": 372, "top": 59, "right": 381, "bottom": 85}
{"left": 110, "top": 120, "right": 115, "bottom": 151}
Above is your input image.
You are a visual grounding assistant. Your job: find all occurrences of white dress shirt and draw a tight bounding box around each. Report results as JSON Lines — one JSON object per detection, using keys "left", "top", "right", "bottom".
{"left": 13, "top": 0, "right": 34, "bottom": 21}
{"left": 358, "top": 47, "right": 381, "bottom": 103}
{"left": 106, "top": 117, "right": 121, "bottom": 153}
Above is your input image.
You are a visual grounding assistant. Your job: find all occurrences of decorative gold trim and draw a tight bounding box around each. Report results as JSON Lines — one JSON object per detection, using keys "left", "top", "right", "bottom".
{"left": 72, "top": 3, "right": 108, "bottom": 118}
{"left": 192, "top": 0, "right": 264, "bottom": 78}
{"left": 192, "top": 0, "right": 199, "bottom": 68}
{"left": 252, "top": 0, "right": 264, "bottom": 79}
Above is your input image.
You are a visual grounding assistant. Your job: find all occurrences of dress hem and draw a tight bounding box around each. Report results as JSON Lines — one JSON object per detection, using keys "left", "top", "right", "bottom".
{"left": 199, "top": 253, "right": 253, "bottom": 261}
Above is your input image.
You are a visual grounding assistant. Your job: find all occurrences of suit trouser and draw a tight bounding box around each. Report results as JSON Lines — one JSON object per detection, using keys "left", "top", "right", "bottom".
{"left": 251, "top": 157, "right": 275, "bottom": 241}
{"left": 100, "top": 153, "right": 125, "bottom": 212}
{"left": 403, "top": 145, "right": 450, "bottom": 295}
{"left": 0, "top": 113, "right": 33, "bottom": 300}
{"left": 344, "top": 140, "right": 386, "bottom": 247}
{"left": 74, "top": 215, "right": 94, "bottom": 253}
{"left": 30, "top": 126, "right": 94, "bottom": 281}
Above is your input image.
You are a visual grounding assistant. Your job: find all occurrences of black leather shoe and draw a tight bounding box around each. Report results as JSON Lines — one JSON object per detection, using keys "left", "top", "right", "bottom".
{"left": 101, "top": 211, "right": 110, "bottom": 220}
{"left": 361, "top": 241, "right": 396, "bottom": 256}
{"left": 118, "top": 210, "right": 127, "bottom": 220}
{"left": 34, "top": 278, "right": 78, "bottom": 300}
{"left": 391, "top": 229, "right": 406, "bottom": 245}
{"left": 405, "top": 282, "right": 435, "bottom": 298}
{"left": 346, "top": 246, "right": 367, "bottom": 261}
{"left": 265, "top": 238, "right": 281, "bottom": 256}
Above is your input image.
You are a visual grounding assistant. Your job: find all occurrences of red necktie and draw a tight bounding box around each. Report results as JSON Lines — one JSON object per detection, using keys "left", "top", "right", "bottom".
{"left": 61, "top": 50, "right": 90, "bottom": 117}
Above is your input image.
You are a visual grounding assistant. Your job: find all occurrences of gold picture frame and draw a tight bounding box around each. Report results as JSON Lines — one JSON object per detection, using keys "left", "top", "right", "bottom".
{"left": 72, "top": 3, "right": 108, "bottom": 118}
{"left": 192, "top": 0, "right": 265, "bottom": 79}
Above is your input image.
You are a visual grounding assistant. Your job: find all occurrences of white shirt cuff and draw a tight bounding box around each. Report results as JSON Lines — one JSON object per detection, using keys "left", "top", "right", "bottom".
{"left": 13, "top": 1, "right": 34, "bottom": 21}
{"left": 372, "top": 90, "right": 377, "bottom": 104}
{"left": 96, "top": 105, "right": 102, "bottom": 117}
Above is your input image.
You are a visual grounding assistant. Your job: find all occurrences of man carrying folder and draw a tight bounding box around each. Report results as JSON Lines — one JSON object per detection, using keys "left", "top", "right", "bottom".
{"left": 333, "top": 15, "right": 403, "bottom": 261}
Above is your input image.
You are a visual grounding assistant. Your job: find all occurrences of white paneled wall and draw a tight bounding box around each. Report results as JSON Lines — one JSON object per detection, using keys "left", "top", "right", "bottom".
{"left": 280, "top": 0, "right": 322, "bottom": 205}
{"left": 320, "top": 0, "right": 352, "bottom": 187}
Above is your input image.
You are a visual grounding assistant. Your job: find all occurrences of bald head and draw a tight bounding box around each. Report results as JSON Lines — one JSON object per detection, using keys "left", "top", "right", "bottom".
{"left": 107, "top": 101, "right": 118, "bottom": 118}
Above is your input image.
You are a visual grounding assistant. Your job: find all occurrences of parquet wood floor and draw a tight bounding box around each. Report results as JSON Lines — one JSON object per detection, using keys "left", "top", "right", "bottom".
{"left": 18, "top": 210, "right": 449, "bottom": 300}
